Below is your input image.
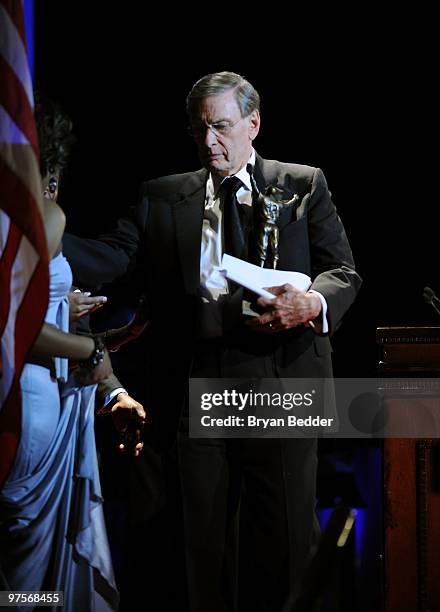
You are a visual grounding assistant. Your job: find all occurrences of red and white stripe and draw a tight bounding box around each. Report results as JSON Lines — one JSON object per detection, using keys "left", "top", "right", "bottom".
{"left": 0, "top": 0, "right": 49, "bottom": 486}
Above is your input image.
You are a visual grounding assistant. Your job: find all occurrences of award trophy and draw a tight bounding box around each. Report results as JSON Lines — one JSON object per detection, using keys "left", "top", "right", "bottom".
{"left": 254, "top": 185, "right": 299, "bottom": 269}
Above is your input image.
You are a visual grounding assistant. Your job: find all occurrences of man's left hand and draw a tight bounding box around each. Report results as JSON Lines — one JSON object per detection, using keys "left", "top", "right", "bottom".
{"left": 247, "top": 284, "right": 322, "bottom": 332}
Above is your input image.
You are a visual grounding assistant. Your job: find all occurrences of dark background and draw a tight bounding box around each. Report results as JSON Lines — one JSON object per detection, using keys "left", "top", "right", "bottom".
{"left": 33, "top": 4, "right": 436, "bottom": 610}
{"left": 34, "top": 4, "right": 437, "bottom": 377}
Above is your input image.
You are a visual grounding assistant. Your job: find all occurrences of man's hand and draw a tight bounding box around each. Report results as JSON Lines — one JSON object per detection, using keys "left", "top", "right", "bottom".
{"left": 247, "top": 284, "right": 322, "bottom": 333}
{"left": 110, "top": 393, "right": 146, "bottom": 457}
{"left": 68, "top": 290, "right": 107, "bottom": 324}
{"left": 103, "top": 295, "right": 149, "bottom": 352}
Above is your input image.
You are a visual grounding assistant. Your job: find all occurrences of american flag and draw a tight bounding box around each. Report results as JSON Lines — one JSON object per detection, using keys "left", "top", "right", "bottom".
{"left": 0, "top": 0, "right": 49, "bottom": 486}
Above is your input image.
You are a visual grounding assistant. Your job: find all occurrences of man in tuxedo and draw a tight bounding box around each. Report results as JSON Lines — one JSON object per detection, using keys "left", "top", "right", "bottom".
{"left": 64, "top": 71, "right": 361, "bottom": 611}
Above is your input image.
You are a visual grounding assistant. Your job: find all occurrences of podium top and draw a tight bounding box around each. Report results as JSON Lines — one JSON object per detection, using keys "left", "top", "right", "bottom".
{"left": 377, "top": 326, "right": 440, "bottom": 345}
{"left": 377, "top": 327, "right": 440, "bottom": 373}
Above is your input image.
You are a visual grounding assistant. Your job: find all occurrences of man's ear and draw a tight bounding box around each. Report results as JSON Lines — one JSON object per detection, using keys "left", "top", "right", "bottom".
{"left": 248, "top": 110, "right": 260, "bottom": 141}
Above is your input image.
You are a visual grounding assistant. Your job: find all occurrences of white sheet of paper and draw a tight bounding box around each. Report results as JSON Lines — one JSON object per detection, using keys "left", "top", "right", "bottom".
{"left": 217, "top": 254, "right": 311, "bottom": 300}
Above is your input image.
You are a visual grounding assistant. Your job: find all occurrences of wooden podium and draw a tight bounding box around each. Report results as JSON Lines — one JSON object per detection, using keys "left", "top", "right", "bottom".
{"left": 377, "top": 326, "right": 440, "bottom": 612}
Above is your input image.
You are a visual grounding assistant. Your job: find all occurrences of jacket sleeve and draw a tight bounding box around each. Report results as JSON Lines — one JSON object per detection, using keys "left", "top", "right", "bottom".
{"left": 63, "top": 194, "right": 149, "bottom": 290}
{"left": 308, "top": 168, "right": 362, "bottom": 335}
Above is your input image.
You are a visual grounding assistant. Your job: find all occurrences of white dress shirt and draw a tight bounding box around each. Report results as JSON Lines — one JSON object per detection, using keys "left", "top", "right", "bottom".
{"left": 199, "top": 150, "right": 328, "bottom": 337}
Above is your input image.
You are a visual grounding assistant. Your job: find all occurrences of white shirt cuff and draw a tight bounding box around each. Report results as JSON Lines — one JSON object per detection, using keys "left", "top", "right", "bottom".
{"left": 308, "top": 290, "right": 329, "bottom": 334}
{"left": 103, "top": 387, "right": 127, "bottom": 406}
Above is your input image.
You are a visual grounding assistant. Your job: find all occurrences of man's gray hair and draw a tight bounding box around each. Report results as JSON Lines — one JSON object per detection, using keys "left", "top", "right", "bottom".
{"left": 186, "top": 71, "right": 260, "bottom": 118}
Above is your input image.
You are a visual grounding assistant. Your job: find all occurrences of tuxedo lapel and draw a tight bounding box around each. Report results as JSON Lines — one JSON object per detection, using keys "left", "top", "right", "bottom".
{"left": 172, "top": 169, "right": 207, "bottom": 295}
{"left": 254, "top": 154, "right": 279, "bottom": 193}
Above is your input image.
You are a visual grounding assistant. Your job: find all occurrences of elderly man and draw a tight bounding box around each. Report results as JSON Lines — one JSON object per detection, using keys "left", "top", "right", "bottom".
{"left": 64, "top": 71, "right": 361, "bottom": 612}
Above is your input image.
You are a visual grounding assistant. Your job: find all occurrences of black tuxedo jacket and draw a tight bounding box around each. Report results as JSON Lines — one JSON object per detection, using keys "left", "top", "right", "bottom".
{"left": 64, "top": 154, "right": 361, "bottom": 445}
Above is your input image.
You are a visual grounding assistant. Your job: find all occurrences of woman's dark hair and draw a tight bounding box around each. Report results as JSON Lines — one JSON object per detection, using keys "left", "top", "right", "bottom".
{"left": 34, "top": 92, "right": 75, "bottom": 177}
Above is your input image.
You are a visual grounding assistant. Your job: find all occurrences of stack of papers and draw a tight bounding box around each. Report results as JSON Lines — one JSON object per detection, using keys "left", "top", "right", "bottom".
{"left": 217, "top": 254, "right": 311, "bottom": 300}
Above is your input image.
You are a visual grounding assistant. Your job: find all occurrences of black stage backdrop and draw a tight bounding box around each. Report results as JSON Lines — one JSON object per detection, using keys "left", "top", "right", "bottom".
{"left": 33, "top": 5, "right": 436, "bottom": 610}
{"left": 35, "top": 3, "right": 436, "bottom": 376}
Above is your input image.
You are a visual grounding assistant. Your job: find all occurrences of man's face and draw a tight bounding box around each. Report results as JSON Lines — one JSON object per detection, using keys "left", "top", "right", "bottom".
{"left": 189, "top": 90, "right": 260, "bottom": 177}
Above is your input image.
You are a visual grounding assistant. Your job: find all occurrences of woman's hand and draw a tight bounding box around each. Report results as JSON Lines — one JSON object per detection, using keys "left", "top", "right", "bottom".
{"left": 68, "top": 290, "right": 107, "bottom": 324}
{"left": 74, "top": 349, "right": 113, "bottom": 385}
